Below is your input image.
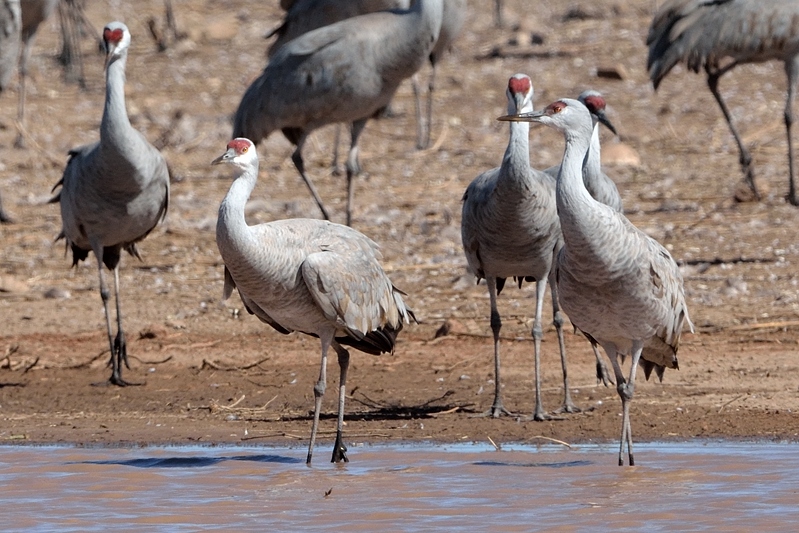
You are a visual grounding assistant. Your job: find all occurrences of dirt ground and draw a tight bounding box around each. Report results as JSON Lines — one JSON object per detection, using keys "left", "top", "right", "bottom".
{"left": 2, "top": 0, "right": 799, "bottom": 456}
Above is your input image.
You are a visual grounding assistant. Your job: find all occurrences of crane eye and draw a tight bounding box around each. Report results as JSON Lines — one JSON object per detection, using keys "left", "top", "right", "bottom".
{"left": 242, "top": 146, "right": 248, "bottom": 153}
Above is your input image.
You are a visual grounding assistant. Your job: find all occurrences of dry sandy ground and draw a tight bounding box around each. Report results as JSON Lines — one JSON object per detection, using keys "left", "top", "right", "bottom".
{"left": 2, "top": 0, "right": 799, "bottom": 458}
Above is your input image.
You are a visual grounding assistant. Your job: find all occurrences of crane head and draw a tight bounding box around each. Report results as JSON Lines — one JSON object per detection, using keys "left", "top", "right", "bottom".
{"left": 506, "top": 74, "right": 534, "bottom": 115}
{"left": 498, "top": 98, "right": 593, "bottom": 138}
{"left": 212, "top": 138, "right": 258, "bottom": 170}
{"left": 577, "top": 90, "right": 618, "bottom": 136}
{"left": 103, "top": 22, "right": 131, "bottom": 70}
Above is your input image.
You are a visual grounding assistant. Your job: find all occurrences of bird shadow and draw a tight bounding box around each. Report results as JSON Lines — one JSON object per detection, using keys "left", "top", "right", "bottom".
{"left": 73, "top": 453, "right": 302, "bottom": 469}
{"left": 474, "top": 459, "right": 593, "bottom": 469}
{"left": 275, "top": 390, "right": 475, "bottom": 423}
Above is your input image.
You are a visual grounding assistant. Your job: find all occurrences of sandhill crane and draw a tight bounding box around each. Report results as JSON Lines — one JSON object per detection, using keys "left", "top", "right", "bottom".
{"left": 647, "top": 0, "right": 799, "bottom": 205}
{"left": 545, "top": 90, "right": 622, "bottom": 387}
{"left": 233, "top": 0, "right": 443, "bottom": 226}
{"left": 500, "top": 98, "right": 693, "bottom": 466}
{"left": 213, "top": 137, "right": 415, "bottom": 464}
{"left": 461, "top": 74, "right": 578, "bottom": 421}
{"left": 50, "top": 22, "right": 170, "bottom": 386}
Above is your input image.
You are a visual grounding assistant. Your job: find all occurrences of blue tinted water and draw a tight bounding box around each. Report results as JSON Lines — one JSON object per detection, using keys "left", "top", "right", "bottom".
{"left": 0, "top": 441, "right": 796, "bottom": 532}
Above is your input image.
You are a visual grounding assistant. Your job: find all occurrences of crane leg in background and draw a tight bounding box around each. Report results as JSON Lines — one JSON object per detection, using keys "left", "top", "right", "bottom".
{"left": 784, "top": 58, "right": 798, "bottom": 205}
{"left": 344, "top": 118, "right": 367, "bottom": 226}
{"left": 706, "top": 65, "right": 760, "bottom": 201}
{"left": 290, "top": 137, "right": 332, "bottom": 222}
{"left": 549, "top": 278, "right": 580, "bottom": 414}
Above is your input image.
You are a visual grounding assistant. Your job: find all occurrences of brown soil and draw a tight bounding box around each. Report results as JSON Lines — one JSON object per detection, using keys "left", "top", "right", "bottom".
{"left": 2, "top": 1, "right": 799, "bottom": 455}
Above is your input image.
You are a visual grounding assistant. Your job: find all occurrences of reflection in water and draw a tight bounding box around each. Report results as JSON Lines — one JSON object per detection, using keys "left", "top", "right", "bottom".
{"left": 0, "top": 441, "right": 797, "bottom": 531}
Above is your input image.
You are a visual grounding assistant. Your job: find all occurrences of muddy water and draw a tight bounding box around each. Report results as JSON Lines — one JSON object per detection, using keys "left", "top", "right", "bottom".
{"left": 1, "top": 441, "right": 797, "bottom": 531}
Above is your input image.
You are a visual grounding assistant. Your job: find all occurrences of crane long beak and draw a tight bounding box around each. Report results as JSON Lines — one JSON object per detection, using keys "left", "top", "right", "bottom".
{"left": 497, "top": 110, "right": 545, "bottom": 122}
{"left": 211, "top": 150, "right": 233, "bottom": 165}
{"left": 595, "top": 109, "right": 618, "bottom": 136}
{"left": 104, "top": 44, "right": 117, "bottom": 71}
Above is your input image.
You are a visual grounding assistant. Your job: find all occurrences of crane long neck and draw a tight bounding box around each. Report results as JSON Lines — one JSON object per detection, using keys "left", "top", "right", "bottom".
{"left": 499, "top": 116, "right": 530, "bottom": 185}
{"left": 582, "top": 119, "right": 601, "bottom": 183}
{"left": 217, "top": 165, "right": 259, "bottom": 252}
{"left": 100, "top": 52, "right": 135, "bottom": 153}
{"left": 556, "top": 126, "right": 604, "bottom": 250}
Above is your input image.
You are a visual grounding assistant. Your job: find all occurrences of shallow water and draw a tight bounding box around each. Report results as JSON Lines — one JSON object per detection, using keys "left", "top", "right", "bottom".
{"left": 1, "top": 441, "right": 797, "bottom": 531}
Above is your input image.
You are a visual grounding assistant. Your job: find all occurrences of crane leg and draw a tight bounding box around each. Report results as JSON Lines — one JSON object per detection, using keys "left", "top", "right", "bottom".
{"left": 494, "top": 0, "right": 504, "bottom": 27}
{"left": 344, "top": 119, "right": 367, "bottom": 226}
{"left": 109, "top": 265, "right": 140, "bottom": 386}
{"left": 605, "top": 341, "right": 641, "bottom": 466}
{"left": 591, "top": 342, "right": 613, "bottom": 387}
{"left": 422, "top": 61, "right": 437, "bottom": 150}
{"left": 706, "top": 69, "right": 759, "bottom": 200}
{"left": 473, "top": 277, "right": 514, "bottom": 418}
{"left": 549, "top": 278, "right": 580, "bottom": 414}
{"left": 331, "top": 123, "right": 343, "bottom": 176}
{"left": 290, "top": 138, "right": 331, "bottom": 221}
{"left": 784, "top": 58, "right": 798, "bottom": 205}
{"left": 331, "top": 342, "right": 350, "bottom": 463}
{"left": 13, "top": 39, "right": 34, "bottom": 149}
{"left": 529, "top": 279, "right": 554, "bottom": 420}
{"left": 411, "top": 73, "right": 426, "bottom": 150}
{"left": 307, "top": 336, "right": 331, "bottom": 465}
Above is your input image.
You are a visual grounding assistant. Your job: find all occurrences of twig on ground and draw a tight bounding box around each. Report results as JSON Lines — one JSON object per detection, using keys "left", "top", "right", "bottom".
{"left": 200, "top": 356, "right": 270, "bottom": 371}
{"left": 527, "top": 435, "right": 572, "bottom": 448}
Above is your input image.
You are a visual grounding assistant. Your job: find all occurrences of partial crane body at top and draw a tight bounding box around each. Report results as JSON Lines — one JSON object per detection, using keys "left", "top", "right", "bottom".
{"left": 213, "top": 138, "right": 415, "bottom": 465}
{"left": 233, "top": 0, "right": 442, "bottom": 226}
{"left": 265, "top": 0, "right": 465, "bottom": 151}
{"left": 461, "top": 74, "right": 578, "bottom": 421}
{"left": 50, "top": 22, "right": 170, "bottom": 387}
{"left": 500, "top": 99, "right": 693, "bottom": 466}
{"left": 647, "top": 0, "right": 799, "bottom": 205}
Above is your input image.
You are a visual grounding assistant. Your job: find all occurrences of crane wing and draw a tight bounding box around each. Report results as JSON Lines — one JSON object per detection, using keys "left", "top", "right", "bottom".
{"left": 300, "top": 249, "right": 400, "bottom": 337}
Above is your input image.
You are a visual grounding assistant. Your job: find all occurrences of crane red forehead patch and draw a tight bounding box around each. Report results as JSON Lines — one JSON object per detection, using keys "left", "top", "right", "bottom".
{"left": 582, "top": 94, "right": 606, "bottom": 112}
{"left": 103, "top": 27, "right": 124, "bottom": 44}
{"left": 508, "top": 76, "right": 531, "bottom": 94}
{"left": 228, "top": 139, "right": 252, "bottom": 154}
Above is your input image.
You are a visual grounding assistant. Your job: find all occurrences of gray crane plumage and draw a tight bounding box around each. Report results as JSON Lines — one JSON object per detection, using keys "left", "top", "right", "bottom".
{"left": 233, "top": 0, "right": 442, "bottom": 226}
{"left": 501, "top": 98, "right": 693, "bottom": 466}
{"left": 266, "top": 0, "right": 463, "bottom": 151}
{"left": 646, "top": 0, "right": 799, "bottom": 205}
{"left": 461, "top": 74, "right": 577, "bottom": 421}
{"left": 213, "top": 137, "right": 415, "bottom": 465}
{"left": 266, "top": 0, "right": 410, "bottom": 58}
{"left": 50, "top": 22, "right": 170, "bottom": 386}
